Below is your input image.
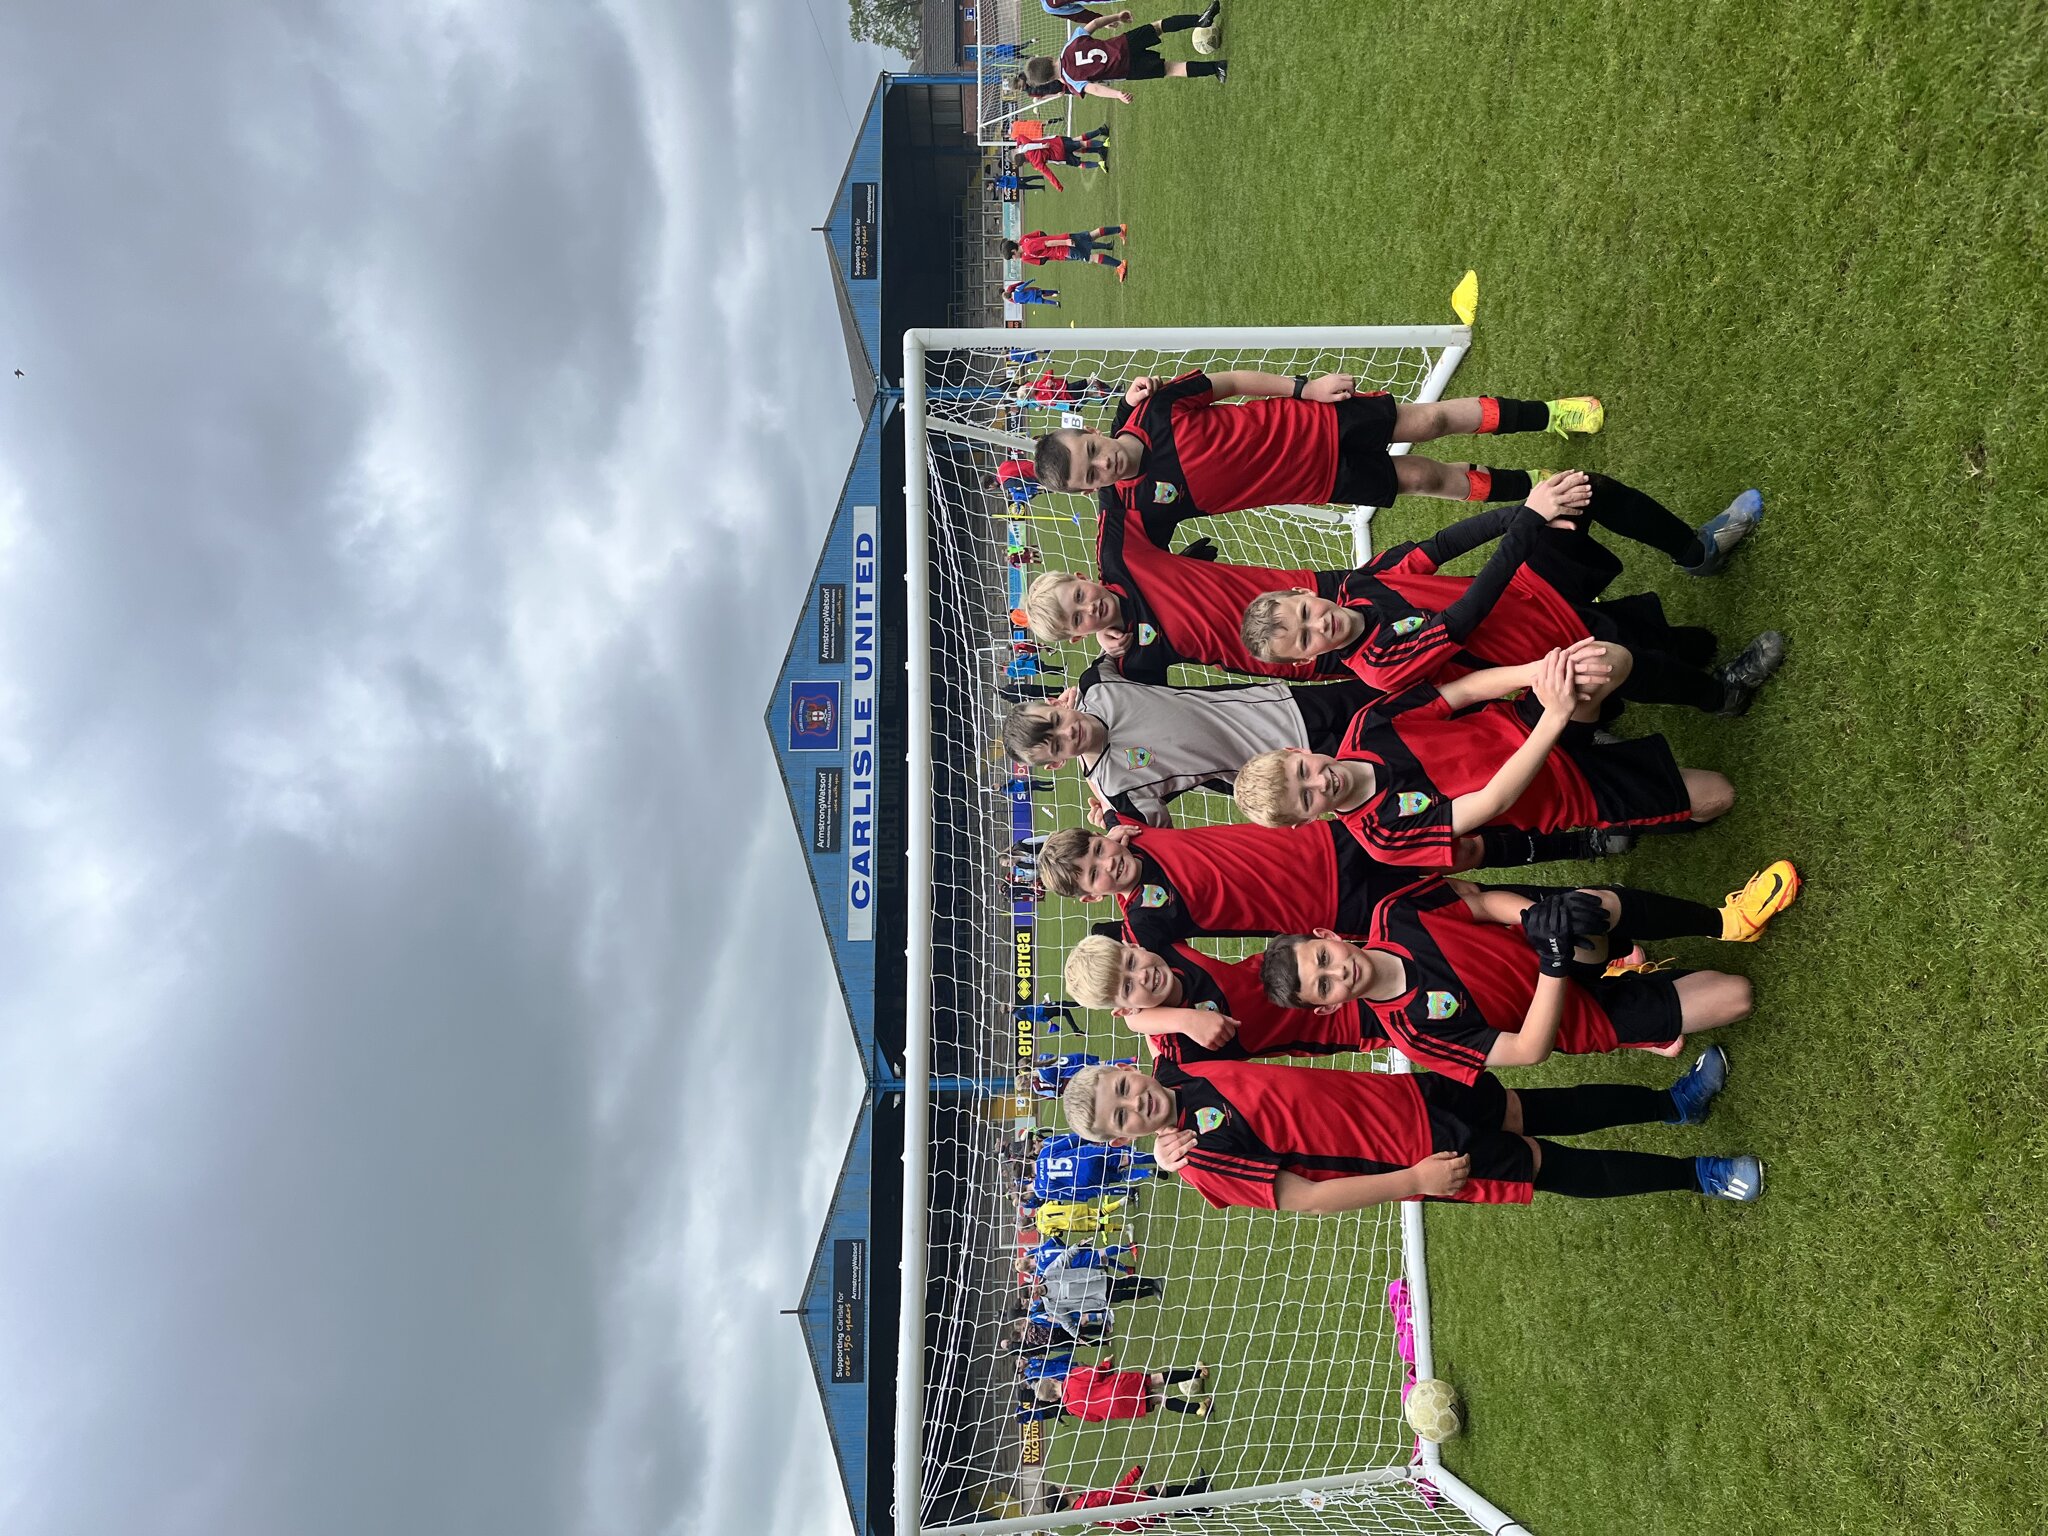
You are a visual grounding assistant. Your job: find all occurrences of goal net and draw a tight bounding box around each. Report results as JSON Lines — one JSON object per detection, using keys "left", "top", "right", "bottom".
{"left": 898, "top": 325, "right": 1533, "bottom": 1535}
{"left": 969, "top": 1, "right": 1084, "bottom": 147}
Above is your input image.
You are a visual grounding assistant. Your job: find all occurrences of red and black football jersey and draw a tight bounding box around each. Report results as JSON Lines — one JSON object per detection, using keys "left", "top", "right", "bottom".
{"left": 1107, "top": 370, "right": 1342, "bottom": 519}
{"left": 1333, "top": 686, "right": 1600, "bottom": 866}
{"left": 1142, "top": 938, "right": 1386, "bottom": 1065}
{"left": 1097, "top": 496, "right": 1319, "bottom": 685}
{"left": 1156, "top": 1058, "right": 1434, "bottom": 1210}
{"left": 1324, "top": 542, "right": 1588, "bottom": 693}
{"left": 1363, "top": 879, "right": 1619, "bottom": 1083}
{"left": 1110, "top": 821, "right": 1343, "bottom": 942}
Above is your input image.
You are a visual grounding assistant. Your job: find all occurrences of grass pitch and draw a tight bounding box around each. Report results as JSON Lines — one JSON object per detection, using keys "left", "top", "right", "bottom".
{"left": 1011, "top": 3, "right": 2048, "bottom": 1530}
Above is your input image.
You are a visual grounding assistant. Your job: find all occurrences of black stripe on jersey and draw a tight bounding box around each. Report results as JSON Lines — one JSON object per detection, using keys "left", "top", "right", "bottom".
{"left": 1097, "top": 497, "right": 1182, "bottom": 685}
{"left": 1275, "top": 1152, "right": 1406, "bottom": 1178}
{"left": 1372, "top": 886, "right": 1495, "bottom": 1073}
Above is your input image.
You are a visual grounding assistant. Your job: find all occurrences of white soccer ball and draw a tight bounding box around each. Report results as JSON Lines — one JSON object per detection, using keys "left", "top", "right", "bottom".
{"left": 1404, "top": 1378, "right": 1464, "bottom": 1443}
{"left": 1190, "top": 24, "right": 1221, "bottom": 55}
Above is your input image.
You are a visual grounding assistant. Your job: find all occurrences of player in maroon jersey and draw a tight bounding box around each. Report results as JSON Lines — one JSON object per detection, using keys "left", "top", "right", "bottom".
{"left": 1258, "top": 866, "right": 1800, "bottom": 1079}
{"left": 1033, "top": 369, "right": 1601, "bottom": 509}
{"left": 1241, "top": 469, "right": 1786, "bottom": 712}
{"left": 1012, "top": 7, "right": 1227, "bottom": 104}
{"left": 1061, "top": 930, "right": 1389, "bottom": 1065}
{"left": 1061, "top": 1053, "right": 1767, "bottom": 1208}
{"left": 1233, "top": 640, "right": 1733, "bottom": 867}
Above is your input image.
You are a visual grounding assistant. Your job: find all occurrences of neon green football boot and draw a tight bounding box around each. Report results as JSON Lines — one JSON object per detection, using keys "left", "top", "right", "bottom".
{"left": 1545, "top": 396, "right": 1605, "bottom": 437}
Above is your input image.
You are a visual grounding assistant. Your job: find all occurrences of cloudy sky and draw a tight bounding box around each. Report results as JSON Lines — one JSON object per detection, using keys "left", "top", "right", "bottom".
{"left": 0, "top": 3, "right": 894, "bottom": 1533}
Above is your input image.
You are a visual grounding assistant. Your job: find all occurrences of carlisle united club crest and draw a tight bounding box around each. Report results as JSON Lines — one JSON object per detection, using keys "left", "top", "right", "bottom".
{"left": 1139, "top": 884, "right": 1172, "bottom": 909}
{"left": 1122, "top": 746, "right": 1153, "bottom": 767}
{"left": 1425, "top": 991, "right": 1462, "bottom": 1020}
{"left": 1396, "top": 791, "right": 1434, "bottom": 817}
{"left": 1391, "top": 615, "right": 1426, "bottom": 635}
{"left": 1153, "top": 481, "right": 1180, "bottom": 504}
{"left": 1194, "top": 1106, "right": 1226, "bottom": 1133}
{"left": 1137, "top": 622, "right": 1159, "bottom": 646}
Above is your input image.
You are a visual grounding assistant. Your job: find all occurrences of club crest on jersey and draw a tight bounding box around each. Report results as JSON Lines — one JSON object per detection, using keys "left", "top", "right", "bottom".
{"left": 1122, "top": 746, "right": 1154, "bottom": 767}
{"left": 1139, "top": 884, "right": 1172, "bottom": 909}
{"left": 1153, "top": 481, "right": 1181, "bottom": 504}
{"left": 1391, "top": 615, "right": 1426, "bottom": 636}
{"left": 1193, "top": 1106, "right": 1226, "bottom": 1133}
{"left": 1397, "top": 791, "right": 1434, "bottom": 817}
{"left": 1425, "top": 991, "right": 1462, "bottom": 1020}
{"left": 1195, "top": 999, "right": 1220, "bottom": 1012}
{"left": 1137, "top": 622, "right": 1159, "bottom": 646}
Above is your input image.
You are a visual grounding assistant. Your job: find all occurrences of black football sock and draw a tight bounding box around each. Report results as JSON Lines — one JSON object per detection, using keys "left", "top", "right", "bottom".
{"left": 1158, "top": 11, "right": 1201, "bottom": 29}
{"left": 1581, "top": 473, "right": 1702, "bottom": 564}
{"left": 1604, "top": 885, "right": 1721, "bottom": 940}
{"left": 1184, "top": 59, "right": 1225, "bottom": 75}
{"left": 1475, "top": 827, "right": 1597, "bottom": 865}
{"left": 1464, "top": 466, "right": 1533, "bottom": 502}
{"left": 1663, "top": 624, "right": 1719, "bottom": 668}
{"left": 1477, "top": 397, "right": 1550, "bottom": 433}
{"left": 1533, "top": 1141, "right": 1701, "bottom": 1197}
{"left": 1162, "top": 1397, "right": 1204, "bottom": 1413}
{"left": 1518, "top": 1083, "right": 1674, "bottom": 1136}
{"left": 1616, "top": 648, "right": 1727, "bottom": 713}
{"left": 1157, "top": 1367, "right": 1202, "bottom": 1385}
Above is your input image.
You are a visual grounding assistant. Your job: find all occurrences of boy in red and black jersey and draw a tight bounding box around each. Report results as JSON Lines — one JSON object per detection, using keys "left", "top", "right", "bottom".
{"left": 1234, "top": 640, "right": 1734, "bottom": 868}
{"left": 1023, "top": 505, "right": 1325, "bottom": 683}
{"left": 1061, "top": 1056, "right": 1767, "bottom": 1209}
{"left": 1033, "top": 370, "right": 1593, "bottom": 516}
{"left": 1240, "top": 470, "right": 1789, "bottom": 715}
{"left": 1061, "top": 929, "right": 1388, "bottom": 1065}
{"left": 1035, "top": 817, "right": 1417, "bottom": 947}
{"left": 1260, "top": 867, "right": 1801, "bottom": 1081}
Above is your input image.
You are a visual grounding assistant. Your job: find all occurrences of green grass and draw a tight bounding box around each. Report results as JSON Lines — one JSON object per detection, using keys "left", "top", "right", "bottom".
{"left": 1013, "top": 3, "right": 2048, "bottom": 1531}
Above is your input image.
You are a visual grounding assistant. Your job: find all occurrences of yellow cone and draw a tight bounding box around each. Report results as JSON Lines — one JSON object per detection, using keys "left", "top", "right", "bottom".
{"left": 1450, "top": 269, "right": 1479, "bottom": 326}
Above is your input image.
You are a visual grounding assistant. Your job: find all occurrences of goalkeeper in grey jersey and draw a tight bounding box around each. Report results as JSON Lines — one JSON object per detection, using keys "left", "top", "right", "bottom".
{"left": 1000, "top": 660, "right": 1379, "bottom": 826}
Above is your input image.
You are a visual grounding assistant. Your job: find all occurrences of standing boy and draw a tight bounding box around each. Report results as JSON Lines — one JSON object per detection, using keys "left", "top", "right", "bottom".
{"left": 1062, "top": 930, "right": 1388, "bottom": 1065}
{"left": 1061, "top": 1053, "right": 1767, "bottom": 1209}
{"left": 999, "top": 662, "right": 1380, "bottom": 825}
{"left": 1014, "top": 6, "right": 1227, "bottom": 103}
{"left": 1032, "top": 369, "right": 1600, "bottom": 510}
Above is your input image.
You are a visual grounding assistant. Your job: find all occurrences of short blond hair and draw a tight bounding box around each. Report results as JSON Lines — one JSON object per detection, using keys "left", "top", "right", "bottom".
{"left": 1023, "top": 571, "right": 1079, "bottom": 644}
{"left": 1063, "top": 935, "right": 1126, "bottom": 1009}
{"left": 1036, "top": 826, "right": 1095, "bottom": 899}
{"left": 1233, "top": 749, "right": 1311, "bottom": 827}
{"left": 1239, "top": 590, "right": 1294, "bottom": 662}
{"left": 1061, "top": 1063, "right": 1115, "bottom": 1141}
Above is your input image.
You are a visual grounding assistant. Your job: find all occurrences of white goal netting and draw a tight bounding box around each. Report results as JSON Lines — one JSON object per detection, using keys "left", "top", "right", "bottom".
{"left": 898, "top": 326, "right": 1531, "bottom": 1535}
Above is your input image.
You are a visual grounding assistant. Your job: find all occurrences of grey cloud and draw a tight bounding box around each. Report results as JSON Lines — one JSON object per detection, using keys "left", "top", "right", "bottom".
{"left": 0, "top": 1, "right": 891, "bottom": 1532}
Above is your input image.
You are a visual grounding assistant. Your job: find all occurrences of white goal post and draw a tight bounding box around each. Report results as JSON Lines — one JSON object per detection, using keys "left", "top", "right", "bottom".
{"left": 898, "top": 321, "right": 1533, "bottom": 1536}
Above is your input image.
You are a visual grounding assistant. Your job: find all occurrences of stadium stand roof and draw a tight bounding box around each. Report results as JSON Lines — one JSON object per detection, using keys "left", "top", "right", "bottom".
{"left": 765, "top": 387, "right": 912, "bottom": 1536}
{"left": 821, "top": 78, "right": 887, "bottom": 416}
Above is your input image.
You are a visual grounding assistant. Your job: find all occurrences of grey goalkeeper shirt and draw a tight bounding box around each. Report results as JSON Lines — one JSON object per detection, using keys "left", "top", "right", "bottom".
{"left": 1077, "top": 672, "right": 1309, "bottom": 826}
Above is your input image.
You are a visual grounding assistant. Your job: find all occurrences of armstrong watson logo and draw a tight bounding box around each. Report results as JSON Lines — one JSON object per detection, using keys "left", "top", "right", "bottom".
{"left": 788, "top": 680, "right": 842, "bottom": 751}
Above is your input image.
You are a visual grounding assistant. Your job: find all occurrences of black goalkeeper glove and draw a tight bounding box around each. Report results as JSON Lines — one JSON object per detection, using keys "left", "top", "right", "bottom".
{"left": 1176, "top": 535, "right": 1220, "bottom": 563}
{"left": 1521, "top": 892, "right": 1609, "bottom": 977}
